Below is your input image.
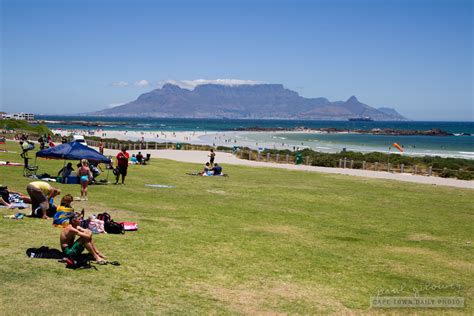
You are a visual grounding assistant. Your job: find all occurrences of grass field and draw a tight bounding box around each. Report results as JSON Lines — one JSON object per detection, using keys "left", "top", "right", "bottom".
{"left": 0, "top": 141, "right": 472, "bottom": 314}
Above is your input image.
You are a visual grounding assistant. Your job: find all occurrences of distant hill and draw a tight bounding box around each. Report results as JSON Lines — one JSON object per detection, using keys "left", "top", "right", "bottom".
{"left": 92, "top": 83, "right": 406, "bottom": 120}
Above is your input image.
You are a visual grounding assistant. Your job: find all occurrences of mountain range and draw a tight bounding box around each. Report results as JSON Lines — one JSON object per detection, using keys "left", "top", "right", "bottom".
{"left": 93, "top": 83, "right": 406, "bottom": 120}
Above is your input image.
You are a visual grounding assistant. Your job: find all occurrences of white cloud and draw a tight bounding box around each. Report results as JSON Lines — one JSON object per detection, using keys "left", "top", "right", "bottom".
{"left": 111, "top": 81, "right": 129, "bottom": 87}
{"left": 157, "top": 79, "right": 264, "bottom": 90}
{"left": 134, "top": 79, "right": 150, "bottom": 87}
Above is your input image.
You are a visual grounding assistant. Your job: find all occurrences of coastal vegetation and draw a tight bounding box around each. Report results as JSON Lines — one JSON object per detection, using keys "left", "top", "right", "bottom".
{"left": 0, "top": 141, "right": 472, "bottom": 314}
{"left": 257, "top": 148, "right": 474, "bottom": 180}
{"left": 0, "top": 119, "right": 52, "bottom": 136}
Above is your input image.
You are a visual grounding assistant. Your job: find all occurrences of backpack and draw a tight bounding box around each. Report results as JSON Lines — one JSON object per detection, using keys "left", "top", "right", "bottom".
{"left": 97, "top": 212, "right": 111, "bottom": 224}
{"left": 106, "top": 221, "right": 125, "bottom": 234}
{"left": 65, "top": 256, "right": 93, "bottom": 270}
{"left": 97, "top": 212, "right": 124, "bottom": 234}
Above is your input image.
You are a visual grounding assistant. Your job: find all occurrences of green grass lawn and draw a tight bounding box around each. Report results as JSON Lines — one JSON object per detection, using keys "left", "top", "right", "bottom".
{"left": 0, "top": 141, "right": 472, "bottom": 314}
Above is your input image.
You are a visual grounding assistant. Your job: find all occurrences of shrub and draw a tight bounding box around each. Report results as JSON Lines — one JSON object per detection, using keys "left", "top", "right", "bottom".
{"left": 456, "top": 170, "right": 473, "bottom": 180}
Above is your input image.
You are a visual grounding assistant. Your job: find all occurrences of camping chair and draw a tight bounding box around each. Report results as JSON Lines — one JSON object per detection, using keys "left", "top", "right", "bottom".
{"left": 23, "top": 157, "right": 39, "bottom": 177}
{"left": 144, "top": 153, "right": 151, "bottom": 164}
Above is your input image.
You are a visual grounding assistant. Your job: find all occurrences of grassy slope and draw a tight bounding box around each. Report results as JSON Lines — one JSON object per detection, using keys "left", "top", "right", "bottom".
{"left": 0, "top": 141, "right": 472, "bottom": 314}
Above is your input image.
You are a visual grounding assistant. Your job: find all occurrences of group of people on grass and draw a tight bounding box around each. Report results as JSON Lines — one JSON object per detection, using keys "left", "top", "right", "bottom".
{"left": 1, "top": 181, "right": 107, "bottom": 264}
{"left": 199, "top": 149, "right": 224, "bottom": 176}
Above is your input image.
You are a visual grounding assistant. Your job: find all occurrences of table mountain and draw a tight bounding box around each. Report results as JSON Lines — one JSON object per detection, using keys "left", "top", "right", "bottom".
{"left": 93, "top": 83, "right": 406, "bottom": 120}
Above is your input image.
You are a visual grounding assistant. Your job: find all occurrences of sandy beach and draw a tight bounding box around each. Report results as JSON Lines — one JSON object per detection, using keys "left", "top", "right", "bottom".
{"left": 51, "top": 128, "right": 474, "bottom": 159}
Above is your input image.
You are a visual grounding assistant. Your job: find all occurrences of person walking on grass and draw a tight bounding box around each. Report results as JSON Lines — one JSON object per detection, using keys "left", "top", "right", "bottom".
{"left": 115, "top": 147, "right": 129, "bottom": 185}
{"left": 60, "top": 212, "right": 106, "bottom": 264}
{"left": 78, "top": 159, "right": 92, "bottom": 200}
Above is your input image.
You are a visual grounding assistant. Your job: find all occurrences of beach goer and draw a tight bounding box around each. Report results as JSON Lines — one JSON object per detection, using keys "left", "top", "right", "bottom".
{"left": 212, "top": 163, "right": 222, "bottom": 176}
{"left": 115, "top": 147, "right": 129, "bottom": 185}
{"left": 60, "top": 212, "right": 106, "bottom": 264}
{"left": 89, "top": 162, "right": 102, "bottom": 181}
{"left": 98, "top": 141, "right": 104, "bottom": 154}
{"left": 26, "top": 181, "right": 61, "bottom": 219}
{"left": 78, "top": 159, "right": 92, "bottom": 200}
{"left": 53, "top": 194, "right": 75, "bottom": 227}
{"left": 57, "top": 162, "right": 74, "bottom": 183}
{"left": 0, "top": 185, "right": 32, "bottom": 208}
{"left": 209, "top": 149, "right": 216, "bottom": 166}
{"left": 136, "top": 152, "right": 144, "bottom": 164}
{"left": 199, "top": 162, "right": 212, "bottom": 176}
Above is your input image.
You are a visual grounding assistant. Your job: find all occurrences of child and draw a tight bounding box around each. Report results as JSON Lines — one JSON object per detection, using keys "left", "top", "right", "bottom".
{"left": 78, "top": 159, "right": 92, "bottom": 200}
{"left": 53, "top": 194, "right": 75, "bottom": 227}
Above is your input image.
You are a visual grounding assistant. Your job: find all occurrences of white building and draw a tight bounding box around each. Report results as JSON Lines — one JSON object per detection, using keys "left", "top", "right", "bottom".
{"left": 0, "top": 113, "right": 35, "bottom": 121}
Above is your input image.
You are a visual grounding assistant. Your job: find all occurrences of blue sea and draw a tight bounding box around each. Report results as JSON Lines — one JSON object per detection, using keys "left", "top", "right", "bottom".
{"left": 38, "top": 116, "right": 474, "bottom": 159}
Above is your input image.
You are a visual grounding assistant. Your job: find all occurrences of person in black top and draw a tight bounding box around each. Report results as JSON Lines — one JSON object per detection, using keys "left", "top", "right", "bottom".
{"left": 212, "top": 163, "right": 222, "bottom": 176}
{"left": 136, "top": 152, "right": 144, "bottom": 165}
{"left": 209, "top": 149, "right": 215, "bottom": 166}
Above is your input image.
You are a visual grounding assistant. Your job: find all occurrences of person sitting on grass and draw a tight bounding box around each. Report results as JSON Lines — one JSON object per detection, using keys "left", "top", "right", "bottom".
{"left": 212, "top": 163, "right": 223, "bottom": 176}
{"left": 60, "top": 212, "right": 106, "bottom": 264}
{"left": 136, "top": 151, "right": 144, "bottom": 165}
{"left": 57, "top": 162, "right": 74, "bottom": 184}
{"left": 53, "top": 194, "right": 75, "bottom": 227}
{"left": 199, "top": 162, "right": 212, "bottom": 176}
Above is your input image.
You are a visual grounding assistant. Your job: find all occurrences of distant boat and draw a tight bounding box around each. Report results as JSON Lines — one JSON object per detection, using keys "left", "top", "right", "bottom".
{"left": 348, "top": 116, "right": 373, "bottom": 121}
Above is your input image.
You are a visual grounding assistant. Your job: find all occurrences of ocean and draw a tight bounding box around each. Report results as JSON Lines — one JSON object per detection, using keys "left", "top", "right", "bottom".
{"left": 38, "top": 116, "right": 474, "bottom": 159}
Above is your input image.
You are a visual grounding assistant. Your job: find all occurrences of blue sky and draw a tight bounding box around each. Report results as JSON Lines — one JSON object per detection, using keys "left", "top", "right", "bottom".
{"left": 1, "top": 0, "right": 472, "bottom": 120}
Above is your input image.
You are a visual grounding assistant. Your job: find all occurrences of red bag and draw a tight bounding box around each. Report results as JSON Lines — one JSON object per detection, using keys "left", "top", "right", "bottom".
{"left": 118, "top": 221, "right": 138, "bottom": 231}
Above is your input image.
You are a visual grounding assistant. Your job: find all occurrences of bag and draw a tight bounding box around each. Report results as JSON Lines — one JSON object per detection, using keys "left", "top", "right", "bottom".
{"left": 97, "top": 212, "right": 111, "bottom": 224}
{"left": 88, "top": 218, "right": 105, "bottom": 234}
{"left": 26, "top": 246, "right": 64, "bottom": 259}
{"left": 118, "top": 221, "right": 138, "bottom": 231}
{"left": 65, "top": 256, "right": 92, "bottom": 269}
{"left": 105, "top": 221, "right": 125, "bottom": 234}
{"left": 97, "top": 212, "right": 124, "bottom": 234}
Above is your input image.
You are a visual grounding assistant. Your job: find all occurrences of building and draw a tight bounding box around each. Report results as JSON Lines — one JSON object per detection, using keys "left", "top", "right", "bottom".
{"left": 0, "top": 112, "right": 35, "bottom": 121}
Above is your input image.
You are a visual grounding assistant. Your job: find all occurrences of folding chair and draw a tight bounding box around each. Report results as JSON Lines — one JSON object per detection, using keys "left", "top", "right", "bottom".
{"left": 23, "top": 157, "right": 39, "bottom": 177}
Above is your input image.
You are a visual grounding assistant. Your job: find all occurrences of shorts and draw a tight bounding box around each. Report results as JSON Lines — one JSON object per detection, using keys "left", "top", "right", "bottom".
{"left": 63, "top": 240, "right": 85, "bottom": 258}
{"left": 26, "top": 184, "right": 48, "bottom": 214}
{"left": 80, "top": 175, "right": 89, "bottom": 183}
{"left": 118, "top": 166, "right": 128, "bottom": 177}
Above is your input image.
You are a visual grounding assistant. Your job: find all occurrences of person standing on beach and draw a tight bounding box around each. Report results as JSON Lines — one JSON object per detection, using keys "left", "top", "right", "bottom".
{"left": 99, "top": 140, "right": 104, "bottom": 155}
{"left": 115, "top": 147, "right": 129, "bottom": 185}
{"left": 209, "top": 149, "right": 216, "bottom": 166}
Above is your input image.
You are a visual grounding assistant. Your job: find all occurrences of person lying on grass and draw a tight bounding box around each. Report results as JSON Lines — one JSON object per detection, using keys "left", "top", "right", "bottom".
{"left": 0, "top": 185, "right": 32, "bottom": 208}
{"left": 60, "top": 212, "right": 107, "bottom": 264}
